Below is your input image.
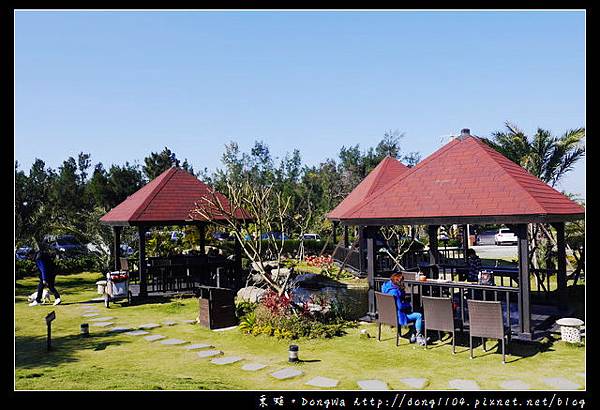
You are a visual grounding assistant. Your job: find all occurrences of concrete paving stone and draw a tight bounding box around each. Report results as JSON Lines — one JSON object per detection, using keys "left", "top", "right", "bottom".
{"left": 144, "top": 334, "right": 166, "bottom": 342}
{"left": 82, "top": 313, "right": 100, "bottom": 317}
{"left": 160, "top": 338, "right": 188, "bottom": 345}
{"left": 184, "top": 343, "right": 214, "bottom": 350}
{"left": 241, "top": 363, "right": 267, "bottom": 372}
{"left": 90, "top": 297, "right": 104, "bottom": 302}
{"left": 139, "top": 323, "right": 161, "bottom": 329}
{"left": 357, "top": 380, "right": 389, "bottom": 390}
{"left": 181, "top": 320, "right": 197, "bottom": 324}
{"left": 500, "top": 380, "right": 531, "bottom": 390}
{"left": 305, "top": 376, "right": 339, "bottom": 388}
{"left": 109, "top": 326, "right": 133, "bottom": 333}
{"left": 542, "top": 378, "right": 581, "bottom": 390}
{"left": 91, "top": 317, "right": 115, "bottom": 322}
{"left": 400, "top": 378, "right": 429, "bottom": 389}
{"left": 162, "top": 320, "right": 177, "bottom": 326}
{"left": 197, "top": 350, "right": 224, "bottom": 358}
{"left": 125, "top": 330, "right": 150, "bottom": 336}
{"left": 91, "top": 322, "right": 114, "bottom": 327}
{"left": 211, "top": 356, "right": 243, "bottom": 365}
{"left": 448, "top": 379, "right": 480, "bottom": 390}
{"left": 270, "top": 368, "right": 304, "bottom": 380}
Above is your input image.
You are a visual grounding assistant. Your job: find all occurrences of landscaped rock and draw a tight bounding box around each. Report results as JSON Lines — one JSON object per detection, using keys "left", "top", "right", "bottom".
{"left": 542, "top": 378, "right": 581, "bottom": 390}
{"left": 139, "top": 323, "right": 161, "bottom": 329}
{"left": 357, "top": 380, "right": 389, "bottom": 390}
{"left": 305, "top": 376, "right": 339, "bottom": 388}
{"left": 91, "top": 322, "right": 114, "bottom": 327}
{"left": 242, "top": 363, "right": 267, "bottom": 371}
{"left": 270, "top": 368, "right": 304, "bottom": 380}
{"left": 448, "top": 379, "right": 480, "bottom": 390}
{"left": 400, "top": 378, "right": 429, "bottom": 389}
{"left": 236, "top": 286, "right": 268, "bottom": 303}
{"left": 500, "top": 380, "right": 530, "bottom": 390}
{"left": 211, "top": 356, "right": 243, "bottom": 365}
{"left": 162, "top": 320, "right": 177, "bottom": 326}
{"left": 160, "top": 338, "right": 187, "bottom": 345}
{"left": 197, "top": 350, "right": 223, "bottom": 358}
{"left": 125, "top": 330, "right": 150, "bottom": 336}
{"left": 144, "top": 335, "right": 166, "bottom": 342}
{"left": 185, "top": 343, "right": 214, "bottom": 350}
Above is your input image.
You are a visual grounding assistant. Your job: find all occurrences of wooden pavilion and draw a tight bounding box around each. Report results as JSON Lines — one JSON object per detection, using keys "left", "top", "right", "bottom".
{"left": 100, "top": 167, "right": 248, "bottom": 297}
{"left": 328, "top": 130, "right": 584, "bottom": 340}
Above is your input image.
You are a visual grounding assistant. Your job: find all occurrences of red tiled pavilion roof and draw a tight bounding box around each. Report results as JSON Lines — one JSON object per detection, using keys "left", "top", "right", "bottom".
{"left": 100, "top": 167, "right": 248, "bottom": 225}
{"left": 328, "top": 156, "right": 409, "bottom": 220}
{"left": 333, "top": 136, "right": 585, "bottom": 224}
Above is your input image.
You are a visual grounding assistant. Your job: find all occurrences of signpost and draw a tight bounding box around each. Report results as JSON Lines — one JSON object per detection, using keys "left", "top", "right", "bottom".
{"left": 45, "top": 311, "right": 56, "bottom": 351}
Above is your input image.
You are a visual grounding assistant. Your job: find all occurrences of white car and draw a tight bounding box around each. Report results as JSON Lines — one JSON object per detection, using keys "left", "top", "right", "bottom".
{"left": 494, "top": 228, "right": 518, "bottom": 246}
{"left": 300, "top": 233, "right": 321, "bottom": 241}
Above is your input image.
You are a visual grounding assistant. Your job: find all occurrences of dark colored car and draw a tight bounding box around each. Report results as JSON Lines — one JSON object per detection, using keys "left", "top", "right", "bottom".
{"left": 46, "top": 235, "right": 88, "bottom": 257}
{"left": 260, "top": 232, "right": 290, "bottom": 241}
{"left": 15, "top": 246, "right": 33, "bottom": 260}
{"left": 212, "top": 232, "right": 233, "bottom": 241}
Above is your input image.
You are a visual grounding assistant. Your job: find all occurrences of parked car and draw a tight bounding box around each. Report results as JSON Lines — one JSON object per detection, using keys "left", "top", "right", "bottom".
{"left": 170, "top": 231, "right": 185, "bottom": 241}
{"left": 300, "top": 233, "right": 321, "bottom": 241}
{"left": 494, "top": 228, "right": 518, "bottom": 245}
{"left": 260, "top": 232, "right": 290, "bottom": 241}
{"left": 15, "top": 246, "right": 33, "bottom": 260}
{"left": 212, "top": 232, "right": 233, "bottom": 241}
{"left": 46, "top": 235, "right": 88, "bottom": 256}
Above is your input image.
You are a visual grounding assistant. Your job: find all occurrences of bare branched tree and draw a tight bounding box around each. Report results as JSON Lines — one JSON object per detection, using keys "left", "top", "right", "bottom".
{"left": 190, "top": 179, "right": 294, "bottom": 296}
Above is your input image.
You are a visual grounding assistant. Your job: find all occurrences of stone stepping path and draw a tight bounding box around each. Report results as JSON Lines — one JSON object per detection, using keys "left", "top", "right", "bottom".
{"left": 91, "top": 322, "right": 114, "bottom": 327}
{"left": 197, "top": 350, "right": 223, "bottom": 358}
{"left": 162, "top": 320, "right": 177, "bottom": 326}
{"left": 139, "top": 323, "right": 161, "bottom": 329}
{"left": 144, "top": 335, "right": 166, "bottom": 342}
{"left": 400, "top": 378, "right": 429, "bottom": 389}
{"left": 542, "top": 378, "right": 581, "bottom": 390}
{"left": 160, "top": 338, "right": 188, "bottom": 346}
{"left": 181, "top": 320, "right": 196, "bottom": 324}
{"left": 357, "top": 380, "right": 389, "bottom": 390}
{"left": 91, "top": 317, "right": 115, "bottom": 322}
{"left": 270, "top": 368, "right": 304, "bottom": 380}
{"left": 242, "top": 363, "right": 267, "bottom": 372}
{"left": 211, "top": 356, "right": 243, "bottom": 365}
{"left": 305, "top": 376, "right": 339, "bottom": 388}
{"left": 125, "top": 330, "right": 150, "bottom": 336}
{"left": 82, "top": 313, "right": 100, "bottom": 317}
{"left": 500, "top": 380, "right": 530, "bottom": 390}
{"left": 448, "top": 379, "right": 480, "bottom": 390}
{"left": 109, "top": 326, "right": 133, "bottom": 333}
{"left": 184, "top": 343, "right": 214, "bottom": 350}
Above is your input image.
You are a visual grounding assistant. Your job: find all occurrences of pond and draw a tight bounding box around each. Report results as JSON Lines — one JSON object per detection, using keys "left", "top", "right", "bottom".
{"left": 290, "top": 273, "right": 368, "bottom": 321}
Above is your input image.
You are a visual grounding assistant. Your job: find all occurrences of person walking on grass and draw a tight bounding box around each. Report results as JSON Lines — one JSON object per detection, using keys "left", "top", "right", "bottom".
{"left": 29, "top": 245, "right": 61, "bottom": 307}
{"left": 381, "top": 272, "right": 429, "bottom": 346}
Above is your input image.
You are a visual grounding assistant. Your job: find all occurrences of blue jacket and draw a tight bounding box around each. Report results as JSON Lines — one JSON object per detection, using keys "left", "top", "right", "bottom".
{"left": 381, "top": 280, "right": 412, "bottom": 325}
{"left": 35, "top": 252, "right": 55, "bottom": 281}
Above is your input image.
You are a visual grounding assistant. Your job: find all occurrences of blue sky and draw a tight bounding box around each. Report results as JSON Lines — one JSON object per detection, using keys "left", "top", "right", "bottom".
{"left": 15, "top": 10, "right": 585, "bottom": 198}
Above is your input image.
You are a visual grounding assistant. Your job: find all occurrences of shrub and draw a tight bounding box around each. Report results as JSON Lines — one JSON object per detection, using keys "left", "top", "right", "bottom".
{"left": 235, "top": 300, "right": 258, "bottom": 319}
{"left": 15, "top": 259, "right": 37, "bottom": 279}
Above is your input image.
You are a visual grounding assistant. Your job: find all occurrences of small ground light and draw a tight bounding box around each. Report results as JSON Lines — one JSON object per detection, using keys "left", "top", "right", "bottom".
{"left": 288, "top": 345, "right": 299, "bottom": 362}
{"left": 80, "top": 323, "right": 89, "bottom": 337}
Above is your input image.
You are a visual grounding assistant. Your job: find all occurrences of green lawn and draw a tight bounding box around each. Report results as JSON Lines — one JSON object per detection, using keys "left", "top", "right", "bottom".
{"left": 15, "top": 272, "right": 585, "bottom": 390}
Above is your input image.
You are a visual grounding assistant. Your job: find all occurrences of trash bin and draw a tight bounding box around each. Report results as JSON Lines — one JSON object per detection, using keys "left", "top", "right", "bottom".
{"left": 555, "top": 318, "right": 584, "bottom": 343}
{"left": 197, "top": 286, "right": 238, "bottom": 330}
{"left": 96, "top": 280, "right": 107, "bottom": 295}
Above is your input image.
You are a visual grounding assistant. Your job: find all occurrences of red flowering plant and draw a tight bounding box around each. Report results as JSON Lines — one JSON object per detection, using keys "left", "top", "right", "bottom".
{"left": 110, "top": 272, "right": 129, "bottom": 283}
{"left": 261, "top": 289, "right": 293, "bottom": 316}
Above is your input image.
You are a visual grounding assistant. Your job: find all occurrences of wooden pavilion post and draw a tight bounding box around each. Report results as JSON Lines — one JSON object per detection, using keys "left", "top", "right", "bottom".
{"left": 365, "top": 226, "right": 377, "bottom": 320}
{"left": 515, "top": 223, "right": 532, "bottom": 339}
{"left": 463, "top": 224, "right": 470, "bottom": 263}
{"left": 552, "top": 222, "right": 568, "bottom": 310}
{"left": 138, "top": 225, "right": 148, "bottom": 297}
{"left": 113, "top": 226, "right": 122, "bottom": 271}
{"left": 332, "top": 221, "right": 339, "bottom": 245}
{"left": 427, "top": 225, "right": 440, "bottom": 265}
{"left": 343, "top": 225, "right": 349, "bottom": 248}
{"left": 198, "top": 223, "right": 206, "bottom": 255}
{"left": 358, "top": 226, "right": 367, "bottom": 274}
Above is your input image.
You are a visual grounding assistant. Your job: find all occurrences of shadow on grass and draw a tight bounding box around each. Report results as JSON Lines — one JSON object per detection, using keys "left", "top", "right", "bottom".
{"left": 15, "top": 330, "right": 131, "bottom": 370}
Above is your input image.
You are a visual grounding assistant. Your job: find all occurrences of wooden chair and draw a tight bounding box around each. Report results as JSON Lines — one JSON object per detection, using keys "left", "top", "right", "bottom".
{"left": 467, "top": 300, "right": 510, "bottom": 363}
{"left": 422, "top": 296, "right": 456, "bottom": 354}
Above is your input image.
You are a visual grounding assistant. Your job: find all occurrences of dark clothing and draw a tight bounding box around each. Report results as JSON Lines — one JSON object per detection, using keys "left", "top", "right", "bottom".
{"left": 466, "top": 255, "right": 482, "bottom": 282}
{"left": 35, "top": 252, "right": 60, "bottom": 302}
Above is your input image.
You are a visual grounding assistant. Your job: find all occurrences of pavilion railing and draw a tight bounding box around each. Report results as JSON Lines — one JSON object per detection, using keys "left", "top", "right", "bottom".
{"left": 332, "top": 245, "right": 363, "bottom": 274}
{"left": 373, "top": 274, "right": 520, "bottom": 335}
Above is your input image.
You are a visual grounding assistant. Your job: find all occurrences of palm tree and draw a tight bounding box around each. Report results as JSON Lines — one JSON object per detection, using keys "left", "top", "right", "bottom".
{"left": 481, "top": 122, "right": 585, "bottom": 270}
